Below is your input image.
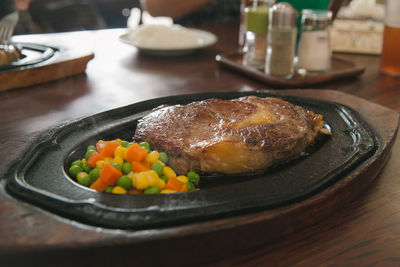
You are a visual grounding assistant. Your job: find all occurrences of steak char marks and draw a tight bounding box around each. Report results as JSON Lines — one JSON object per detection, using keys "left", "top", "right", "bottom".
{"left": 134, "top": 96, "right": 329, "bottom": 175}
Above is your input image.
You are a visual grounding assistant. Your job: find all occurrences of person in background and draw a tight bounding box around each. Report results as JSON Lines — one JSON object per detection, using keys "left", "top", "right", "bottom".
{"left": 139, "top": 0, "right": 342, "bottom": 26}
{"left": 139, "top": 0, "right": 240, "bottom": 25}
{"left": 12, "top": 0, "right": 108, "bottom": 34}
{"left": 14, "top": 0, "right": 31, "bottom": 11}
{"left": 13, "top": 0, "right": 43, "bottom": 34}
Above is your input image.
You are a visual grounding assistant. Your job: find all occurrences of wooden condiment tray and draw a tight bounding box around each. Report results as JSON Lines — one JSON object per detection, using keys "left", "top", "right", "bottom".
{"left": 216, "top": 52, "right": 365, "bottom": 88}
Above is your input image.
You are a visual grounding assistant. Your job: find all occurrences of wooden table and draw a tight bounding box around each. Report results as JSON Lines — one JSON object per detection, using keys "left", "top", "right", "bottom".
{"left": 1, "top": 26, "right": 399, "bottom": 266}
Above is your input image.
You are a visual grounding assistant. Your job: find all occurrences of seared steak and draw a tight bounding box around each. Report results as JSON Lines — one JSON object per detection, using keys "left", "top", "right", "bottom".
{"left": 134, "top": 96, "right": 330, "bottom": 175}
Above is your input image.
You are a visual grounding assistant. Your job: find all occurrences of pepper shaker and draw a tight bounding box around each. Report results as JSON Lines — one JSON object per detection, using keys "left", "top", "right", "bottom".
{"left": 297, "top": 9, "right": 332, "bottom": 72}
{"left": 264, "top": 2, "right": 298, "bottom": 78}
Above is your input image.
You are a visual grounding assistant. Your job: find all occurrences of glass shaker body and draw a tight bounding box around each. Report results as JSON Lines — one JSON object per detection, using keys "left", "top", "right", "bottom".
{"left": 244, "top": 0, "right": 274, "bottom": 69}
{"left": 240, "top": 0, "right": 275, "bottom": 49}
{"left": 265, "top": 27, "right": 297, "bottom": 77}
{"left": 297, "top": 9, "right": 332, "bottom": 72}
{"left": 239, "top": 0, "right": 252, "bottom": 48}
{"left": 380, "top": 0, "right": 400, "bottom": 76}
{"left": 265, "top": 2, "right": 298, "bottom": 78}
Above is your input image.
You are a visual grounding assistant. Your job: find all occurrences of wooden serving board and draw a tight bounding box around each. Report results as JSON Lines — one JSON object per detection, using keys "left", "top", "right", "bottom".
{"left": 0, "top": 43, "right": 94, "bottom": 92}
{"left": 0, "top": 90, "right": 399, "bottom": 266}
{"left": 216, "top": 53, "right": 366, "bottom": 88}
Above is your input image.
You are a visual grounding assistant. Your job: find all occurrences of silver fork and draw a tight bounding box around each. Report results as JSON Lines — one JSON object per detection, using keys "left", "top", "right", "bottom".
{"left": 0, "top": 11, "right": 19, "bottom": 43}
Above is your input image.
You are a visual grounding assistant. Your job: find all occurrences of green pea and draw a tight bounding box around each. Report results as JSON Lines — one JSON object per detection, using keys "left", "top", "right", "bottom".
{"left": 160, "top": 175, "right": 168, "bottom": 183}
{"left": 81, "top": 163, "right": 91, "bottom": 173}
{"left": 105, "top": 186, "right": 113, "bottom": 193}
{"left": 89, "top": 168, "right": 101, "bottom": 182}
{"left": 144, "top": 186, "right": 160, "bottom": 194}
{"left": 112, "top": 163, "right": 123, "bottom": 172}
{"left": 69, "top": 165, "right": 83, "bottom": 178}
{"left": 185, "top": 181, "right": 195, "bottom": 191}
{"left": 122, "top": 162, "right": 132, "bottom": 174}
{"left": 71, "top": 160, "right": 83, "bottom": 168}
{"left": 139, "top": 142, "right": 151, "bottom": 153}
{"left": 151, "top": 162, "right": 164, "bottom": 176}
{"left": 117, "top": 176, "right": 132, "bottom": 190}
{"left": 187, "top": 171, "right": 200, "bottom": 184}
{"left": 158, "top": 152, "right": 168, "bottom": 164}
{"left": 85, "top": 149, "right": 95, "bottom": 160}
{"left": 87, "top": 145, "right": 96, "bottom": 151}
{"left": 78, "top": 176, "right": 91, "bottom": 187}
{"left": 120, "top": 141, "right": 130, "bottom": 148}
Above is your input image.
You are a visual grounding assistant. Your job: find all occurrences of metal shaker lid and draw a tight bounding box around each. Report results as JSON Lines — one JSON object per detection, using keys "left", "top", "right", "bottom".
{"left": 301, "top": 9, "right": 332, "bottom": 30}
{"left": 269, "top": 2, "right": 298, "bottom": 28}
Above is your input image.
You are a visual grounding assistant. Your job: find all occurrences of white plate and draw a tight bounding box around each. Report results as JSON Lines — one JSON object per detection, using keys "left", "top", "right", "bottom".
{"left": 119, "top": 28, "right": 218, "bottom": 56}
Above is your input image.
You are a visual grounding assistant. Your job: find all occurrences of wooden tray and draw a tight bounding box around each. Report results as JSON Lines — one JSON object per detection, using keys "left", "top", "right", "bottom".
{"left": 0, "top": 42, "right": 94, "bottom": 91}
{"left": 216, "top": 53, "right": 366, "bottom": 88}
{"left": 1, "top": 90, "right": 399, "bottom": 266}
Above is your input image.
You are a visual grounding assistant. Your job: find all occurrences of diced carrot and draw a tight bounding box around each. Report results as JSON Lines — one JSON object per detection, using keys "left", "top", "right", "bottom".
{"left": 165, "top": 177, "right": 184, "bottom": 192}
{"left": 125, "top": 143, "right": 147, "bottom": 162}
{"left": 99, "top": 163, "right": 122, "bottom": 185}
{"left": 180, "top": 184, "right": 188, "bottom": 192}
{"left": 87, "top": 151, "right": 104, "bottom": 168}
{"left": 90, "top": 176, "right": 108, "bottom": 192}
{"left": 131, "top": 161, "right": 151, "bottom": 172}
{"left": 96, "top": 141, "right": 106, "bottom": 153}
{"left": 99, "top": 141, "right": 120, "bottom": 158}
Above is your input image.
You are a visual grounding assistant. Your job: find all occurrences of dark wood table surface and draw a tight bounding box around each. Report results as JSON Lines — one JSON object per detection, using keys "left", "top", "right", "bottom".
{"left": 1, "top": 26, "right": 399, "bottom": 266}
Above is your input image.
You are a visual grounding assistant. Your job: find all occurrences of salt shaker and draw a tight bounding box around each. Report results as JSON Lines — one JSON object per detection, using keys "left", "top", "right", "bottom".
{"left": 297, "top": 9, "right": 332, "bottom": 72}
{"left": 244, "top": 0, "right": 275, "bottom": 69}
{"left": 265, "top": 2, "right": 298, "bottom": 77}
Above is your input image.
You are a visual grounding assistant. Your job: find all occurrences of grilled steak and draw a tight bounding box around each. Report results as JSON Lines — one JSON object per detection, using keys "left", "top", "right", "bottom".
{"left": 134, "top": 96, "right": 330, "bottom": 175}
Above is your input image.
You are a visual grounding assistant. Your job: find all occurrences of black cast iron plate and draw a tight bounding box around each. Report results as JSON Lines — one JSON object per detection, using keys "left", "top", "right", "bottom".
{"left": 0, "top": 43, "right": 57, "bottom": 71}
{"left": 5, "top": 91, "right": 378, "bottom": 229}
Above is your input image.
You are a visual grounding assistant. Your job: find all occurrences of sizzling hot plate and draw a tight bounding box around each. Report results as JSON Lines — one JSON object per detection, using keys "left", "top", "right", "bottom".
{"left": 0, "top": 43, "right": 57, "bottom": 71}
{"left": 5, "top": 91, "right": 378, "bottom": 229}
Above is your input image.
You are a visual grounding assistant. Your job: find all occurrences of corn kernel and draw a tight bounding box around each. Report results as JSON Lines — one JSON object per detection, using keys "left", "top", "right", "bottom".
{"left": 176, "top": 175, "right": 188, "bottom": 184}
{"left": 163, "top": 166, "right": 176, "bottom": 180}
{"left": 146, "top": 170, "right": 159, "bottom": 182}
{"left": 157, "top": 177, "right": 166, "bottom": 190}
{"left": 103, "top": 157, "right": 113, "bottom": 164}
{"left": 133, "top": 172, "right": 149, "bottom": 190}
{"left": 161, "top": 189, "right": 176, "bottom": 194}
{"left": 114, "top": 138, "right": 122, "bottom": 143}
{"left": 112, "top": 186, "right": 127, "bottom": 194}
{"left": 145, "top": 151, "right": 159, "bottom": 164}
{"left": 96, "top": 161, "right": 105, "bottom": 168}
{"left": 133, "top": 170, "right": 164, "bottom": 190}
{"left": 112, "top": 155, "right": 124, "bottom": 166}
{"left": 76, "top": 172, "right": 89, "bottom": 181}
{"left": 81, "top": 159, "right": 87, "bottom": 164}
{"left": 114, "top": 146, "right": 127, "bottom": 158}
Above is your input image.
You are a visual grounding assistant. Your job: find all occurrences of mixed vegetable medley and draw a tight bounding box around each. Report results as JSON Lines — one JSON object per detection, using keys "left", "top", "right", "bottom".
{"left": 68, "top": 139, "right": 200, "bottom": 194}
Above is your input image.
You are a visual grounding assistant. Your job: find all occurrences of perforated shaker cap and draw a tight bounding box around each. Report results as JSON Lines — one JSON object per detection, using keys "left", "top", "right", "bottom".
{"left": 301, "top": 9, "right": 332, "bottom": 30}
{"left": 269, "top": 2, "right": 298, "bottom": 28}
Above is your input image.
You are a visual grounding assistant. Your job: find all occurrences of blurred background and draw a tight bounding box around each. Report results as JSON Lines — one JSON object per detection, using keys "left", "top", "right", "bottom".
{"left": 12, "top": 0, "right": 386, "bottom": 35}
{"left": 14, "top": 0, "right": 141, "bottom": 35}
